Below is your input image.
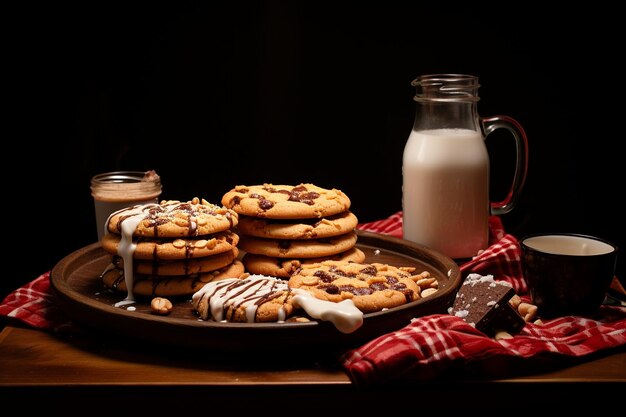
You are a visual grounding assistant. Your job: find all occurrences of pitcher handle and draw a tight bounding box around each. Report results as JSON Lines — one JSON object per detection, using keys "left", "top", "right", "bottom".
{"left": 482, "top": 115, "right": 529, "bottom": 216}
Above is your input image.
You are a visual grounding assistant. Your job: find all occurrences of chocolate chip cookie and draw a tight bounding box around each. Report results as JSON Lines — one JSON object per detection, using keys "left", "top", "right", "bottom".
{"left": 242, "top": 247, "right": 366, "bottom": 278}
{"left": 192, "top": 274, "right": 298, "bottom": 322}
{"left": 288, "top": 260, "right": 424, "bottom": 313}
{"left": 221, "top": 183, "right": 351, "bottom": 219}
{"left": 236, "top": 211, "right": 358, "bottom": 240}
{"left": 107, "top": 198, "right": 238, "bottom": 238}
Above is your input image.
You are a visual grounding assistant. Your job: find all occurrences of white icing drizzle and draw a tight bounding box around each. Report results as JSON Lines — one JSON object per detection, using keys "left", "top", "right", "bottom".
{"left": 292, "top": 289, "right": 363, "bottom": 334}
{"left": 101, "top": 200, "right": 233, "bottom": 308}
{"left": 192, "top": 275, "right": 290, "bottom": 322}
{"left": 106, "top": 203, "right": 159, "bottom": 307}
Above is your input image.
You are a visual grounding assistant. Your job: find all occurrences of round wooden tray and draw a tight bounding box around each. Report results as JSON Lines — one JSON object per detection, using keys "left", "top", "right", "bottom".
{"left": 50, "top": 230, "right": 462, "bottom": 353}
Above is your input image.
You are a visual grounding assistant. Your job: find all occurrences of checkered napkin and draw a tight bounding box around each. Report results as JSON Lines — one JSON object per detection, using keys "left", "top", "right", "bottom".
{"left": 0, "top": 270, "right": 79, "bottom": 333}
{"left": 343, "top": 212, "right": 626, "bottom": 384}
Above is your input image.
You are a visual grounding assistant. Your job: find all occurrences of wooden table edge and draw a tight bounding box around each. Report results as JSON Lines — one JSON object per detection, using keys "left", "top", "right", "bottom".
{"left": 1, "top": 324, "right": 626, "bottom": 387}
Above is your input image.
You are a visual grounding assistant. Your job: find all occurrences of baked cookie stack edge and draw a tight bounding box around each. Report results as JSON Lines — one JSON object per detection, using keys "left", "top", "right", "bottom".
{"left": 99, "top": 197, "right": 243, "bottom": 299}
{"left": 221, "top": 183, "right": 365, "bottom": 278}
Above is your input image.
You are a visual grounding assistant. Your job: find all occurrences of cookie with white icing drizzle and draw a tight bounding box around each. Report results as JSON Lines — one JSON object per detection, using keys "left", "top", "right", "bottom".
{"left": 101, "top": 230, "right": 239, "bottom": 260}
{"left": 106, "top": 198, "right": 238, "bottom": 238}
{"left": 112, "top": 247, "right": 239, "bottom": 276}
{"left": 192, "top": 274, "right": 297, "bottom": 322}
{"left": 98, "top": 197, "right": 239, "bottom": 307}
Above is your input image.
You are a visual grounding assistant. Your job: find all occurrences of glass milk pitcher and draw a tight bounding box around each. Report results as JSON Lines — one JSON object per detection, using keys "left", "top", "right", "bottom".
{"left": 402, "top": 74, "right": 528, "bottom": 259}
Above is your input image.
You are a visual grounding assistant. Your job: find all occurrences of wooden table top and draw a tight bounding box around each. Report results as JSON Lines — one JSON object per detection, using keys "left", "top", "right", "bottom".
{"left": 0, "top": 324, "right": 350, "bottom": 386}
{"left": 1, "top": 323, "right": 625, "bottom": 413}
{"left": 2, "top": 323, "right": 626, "bottom": 386}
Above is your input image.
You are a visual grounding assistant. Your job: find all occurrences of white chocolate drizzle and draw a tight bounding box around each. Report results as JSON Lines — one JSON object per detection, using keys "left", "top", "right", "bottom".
{"left": 192, "top": 275, "right": 290, "bottom": 322}
{"left": 291, "top": 289, "right": 363, "bottom": 334}
{"left": 103, "top": 203, "right": 159, "bottom": 307}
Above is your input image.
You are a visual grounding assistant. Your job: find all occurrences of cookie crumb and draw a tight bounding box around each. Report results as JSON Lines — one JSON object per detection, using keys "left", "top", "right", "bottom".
{"left": 151, "top": 297, "right": 173, "bottom": 315}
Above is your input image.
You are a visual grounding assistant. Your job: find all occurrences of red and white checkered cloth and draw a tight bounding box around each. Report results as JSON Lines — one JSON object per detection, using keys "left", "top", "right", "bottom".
{"left": 1, "top": 211, "right": 625, "bottom": 384}
{"left": 0, "top": 271, "right": 81, "bottom": 334}
{"left": 343, "top": 212, "right": 626, "bottom": 383}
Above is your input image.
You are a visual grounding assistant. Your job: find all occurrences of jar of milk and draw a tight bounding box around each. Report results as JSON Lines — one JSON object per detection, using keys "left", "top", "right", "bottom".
{"left": 402, "top": 74, "right": 528, "bottom": 260}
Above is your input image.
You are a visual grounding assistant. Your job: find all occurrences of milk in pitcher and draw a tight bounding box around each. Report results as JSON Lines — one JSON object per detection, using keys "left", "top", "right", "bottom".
{"left": 402, "top": 128, "right": 490, "bottom": 259}
{"left": 402, "top": 74, "right": 528, "bottom": 260}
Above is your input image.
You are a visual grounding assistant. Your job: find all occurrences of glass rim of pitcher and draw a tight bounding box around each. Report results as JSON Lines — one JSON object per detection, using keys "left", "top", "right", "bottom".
{"left": 411, "top": 73, "right": 480, "bottom": 103}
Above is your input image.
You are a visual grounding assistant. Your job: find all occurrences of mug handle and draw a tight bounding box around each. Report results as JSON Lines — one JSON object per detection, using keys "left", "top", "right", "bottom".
{"left": 481, "top": 115, "right": 529, "bottom": 216}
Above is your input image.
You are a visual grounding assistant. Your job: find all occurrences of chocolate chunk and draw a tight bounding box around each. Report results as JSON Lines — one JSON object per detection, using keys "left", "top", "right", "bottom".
{"left": 449, "top": 274, "right": 525, "bottom": 336}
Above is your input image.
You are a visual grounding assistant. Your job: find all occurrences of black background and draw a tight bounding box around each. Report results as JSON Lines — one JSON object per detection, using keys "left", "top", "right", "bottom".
{"left": 3, "top": 2, "right": 624, "bottom": 300}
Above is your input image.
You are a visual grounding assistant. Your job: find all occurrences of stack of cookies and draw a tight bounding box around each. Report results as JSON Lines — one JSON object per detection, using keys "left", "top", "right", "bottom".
{"left": 221, "top": 183, "right": 365, "bottom": 278}
{"left": 99, "top": 197, "right": 243, "bottom": 300}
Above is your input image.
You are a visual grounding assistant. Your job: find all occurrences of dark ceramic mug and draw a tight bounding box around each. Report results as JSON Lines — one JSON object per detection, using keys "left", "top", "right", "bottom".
{"left": 520, "top": 233, "right": 618, "bottom": 318}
